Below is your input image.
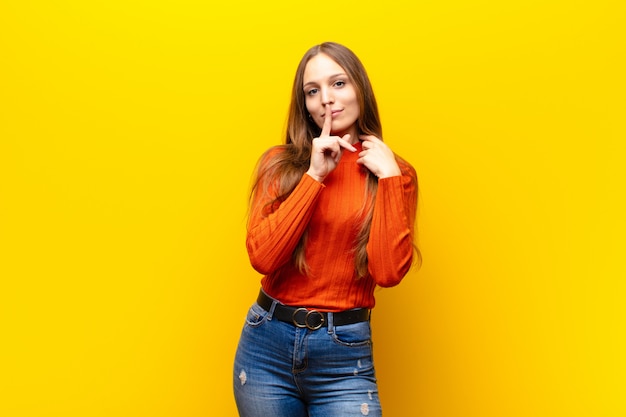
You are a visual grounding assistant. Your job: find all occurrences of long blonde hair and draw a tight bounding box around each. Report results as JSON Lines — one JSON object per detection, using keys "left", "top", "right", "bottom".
{"left": 250, "top": 42, "right": 416, "bottom": 277}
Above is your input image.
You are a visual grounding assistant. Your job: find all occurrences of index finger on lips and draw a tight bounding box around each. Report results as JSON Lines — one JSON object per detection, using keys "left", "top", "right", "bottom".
{"left": 321, "top": 104, "right": 332, "bottom": 137}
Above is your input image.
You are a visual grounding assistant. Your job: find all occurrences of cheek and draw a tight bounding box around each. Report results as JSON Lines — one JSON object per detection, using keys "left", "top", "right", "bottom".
{"left": 305, "top": 102, "right": 323, "bottom": 127}
{"left": 352, "top": 102, "right": 361, "bottom": 119}
{"left": 346, "top": 97, "right": 360, "bottom": 117}
{"left": 305, "top": 98, "right": 316, "bottom": 113}
{"left": 344, "top": 90, "right": 359, "bottom": 111}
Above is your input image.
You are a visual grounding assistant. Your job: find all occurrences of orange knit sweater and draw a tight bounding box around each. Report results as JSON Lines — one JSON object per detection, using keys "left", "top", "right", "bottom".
{"left": 246, "top": 141, "right": 417, "bottom": 312}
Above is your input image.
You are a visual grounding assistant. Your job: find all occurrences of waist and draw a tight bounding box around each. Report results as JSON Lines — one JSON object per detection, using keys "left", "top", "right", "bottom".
{"left": 257, "top": 289, "right": 370, "bottom": 330}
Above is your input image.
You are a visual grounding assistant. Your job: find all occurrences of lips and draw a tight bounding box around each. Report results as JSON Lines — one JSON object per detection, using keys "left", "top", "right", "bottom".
{"left": 322, "top": 109, "right": 342, "bottom": 118}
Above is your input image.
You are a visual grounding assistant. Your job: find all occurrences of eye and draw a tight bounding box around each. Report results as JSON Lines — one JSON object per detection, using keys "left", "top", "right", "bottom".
{"left": 306, "top": 88, "right": 319, "bottom": 96}
{"left": 334, "top": 80, "right": 345, "bottom": 87}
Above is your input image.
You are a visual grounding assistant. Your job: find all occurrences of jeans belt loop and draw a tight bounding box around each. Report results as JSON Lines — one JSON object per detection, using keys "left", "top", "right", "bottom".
{"left": 326, "top": 311, "right": 334, "bottom": 334}
{"left": 267, "top": 299, "right": 278, "bottom": 320}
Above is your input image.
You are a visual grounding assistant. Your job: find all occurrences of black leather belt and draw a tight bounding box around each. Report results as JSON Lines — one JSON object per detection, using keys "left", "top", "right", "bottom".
{"left": 257, "top": 290, "right": 370, "bottom": 330}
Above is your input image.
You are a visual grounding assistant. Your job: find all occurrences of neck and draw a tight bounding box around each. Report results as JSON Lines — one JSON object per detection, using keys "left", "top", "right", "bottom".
{"left": 332, "top": 124, "right": 359, "bottom": 144}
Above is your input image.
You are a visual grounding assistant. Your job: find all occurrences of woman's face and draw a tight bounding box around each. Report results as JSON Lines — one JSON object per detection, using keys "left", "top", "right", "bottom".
{"left": 303, "top": 53, "right": 360, "bottom": 140}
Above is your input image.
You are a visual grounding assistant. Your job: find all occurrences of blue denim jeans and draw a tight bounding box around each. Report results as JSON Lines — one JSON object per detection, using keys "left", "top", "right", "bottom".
{"left": 233, "top": 301, "right": 382, "bottom": 417}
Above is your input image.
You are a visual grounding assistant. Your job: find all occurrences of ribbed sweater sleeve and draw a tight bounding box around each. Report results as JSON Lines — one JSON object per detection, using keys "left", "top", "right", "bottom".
{"left": 367, "top": 163, "right": 418, "bottom": 287}
{"left": 246, "top": 173, "right": 324, "bottom": 275}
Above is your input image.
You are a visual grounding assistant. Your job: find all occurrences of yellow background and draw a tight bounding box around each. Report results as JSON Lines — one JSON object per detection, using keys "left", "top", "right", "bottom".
{"left": 1, "top": 1, "right": 624, "bottom": 416}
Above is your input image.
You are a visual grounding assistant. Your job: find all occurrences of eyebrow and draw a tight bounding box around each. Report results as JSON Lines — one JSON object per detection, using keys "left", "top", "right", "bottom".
{"left": 303, "top": 73, "right": 347, "bottom": 88}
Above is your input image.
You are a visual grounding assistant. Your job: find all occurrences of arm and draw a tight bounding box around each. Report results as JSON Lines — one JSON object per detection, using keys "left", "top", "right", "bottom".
{"left": 366, "top": 161, "right": 418, "bottom": 287}
{"left": 246, "top": 164, "right": 324, "bottom": 275}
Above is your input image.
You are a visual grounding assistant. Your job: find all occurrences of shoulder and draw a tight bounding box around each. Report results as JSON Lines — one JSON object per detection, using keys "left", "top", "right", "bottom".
{"left": 260, "top": 145, "right": 287, "bottom": 161}
{"left": 256, "top": 145, "right": 289, "bottom": 171}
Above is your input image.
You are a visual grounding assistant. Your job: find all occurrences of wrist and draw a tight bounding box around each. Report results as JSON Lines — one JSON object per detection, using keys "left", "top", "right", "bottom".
{"left": 378, "top": 167, "right": 402, "bottom": 179}
{"left": 306, "top": 171, "right": 325, "bottom": 183}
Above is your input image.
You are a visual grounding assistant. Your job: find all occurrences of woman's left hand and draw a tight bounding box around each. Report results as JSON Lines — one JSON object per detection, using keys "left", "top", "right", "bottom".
{"left": 357, "top": 135, "right": 402, "bottom": 178}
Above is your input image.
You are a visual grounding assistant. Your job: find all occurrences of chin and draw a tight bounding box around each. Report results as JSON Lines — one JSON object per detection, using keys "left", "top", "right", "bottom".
{"left": 332, "top": 123, "right": 356, "bottom": 137}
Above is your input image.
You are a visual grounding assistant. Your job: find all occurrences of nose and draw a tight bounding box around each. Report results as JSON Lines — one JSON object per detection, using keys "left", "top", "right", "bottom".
{"left": 321, "top": 89, "right": 334, "bottom": 106}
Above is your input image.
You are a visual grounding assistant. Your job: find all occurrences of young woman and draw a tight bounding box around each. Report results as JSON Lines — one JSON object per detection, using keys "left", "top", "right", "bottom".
{"left": 233, "top": 42, "right": 420, "bottom": 417}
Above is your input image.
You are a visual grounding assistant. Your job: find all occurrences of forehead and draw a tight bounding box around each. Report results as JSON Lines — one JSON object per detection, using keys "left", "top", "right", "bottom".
{"left": 303, "top": 53, "right": 346, "bottom": 84}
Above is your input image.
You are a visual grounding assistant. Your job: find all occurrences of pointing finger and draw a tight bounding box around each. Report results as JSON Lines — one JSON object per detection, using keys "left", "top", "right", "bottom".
{"left": 337, "top": 135, "right": 357, "bottom": 152}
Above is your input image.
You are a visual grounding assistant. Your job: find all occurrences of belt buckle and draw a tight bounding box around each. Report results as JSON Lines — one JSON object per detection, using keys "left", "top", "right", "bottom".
{"left": 292, "top": 308, "right": 325, "bottom": 330}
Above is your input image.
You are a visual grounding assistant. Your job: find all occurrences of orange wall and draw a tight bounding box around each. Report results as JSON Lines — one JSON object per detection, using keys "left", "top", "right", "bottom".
{"left": 1, "top": 1, "right": 624, "bottom": 416}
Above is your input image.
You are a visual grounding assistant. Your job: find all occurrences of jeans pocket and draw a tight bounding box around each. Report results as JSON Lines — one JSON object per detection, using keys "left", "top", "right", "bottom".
{"left": 331, "top": 321, "right": 372, "bottom": 347}
{"left": 244, "top": 302, "right": 269, "bottom": 328}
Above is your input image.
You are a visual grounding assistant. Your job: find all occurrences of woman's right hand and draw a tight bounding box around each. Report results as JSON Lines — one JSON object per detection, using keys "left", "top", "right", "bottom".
{"left": 306, "top": 104, "right": 356, "bottom": 183}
